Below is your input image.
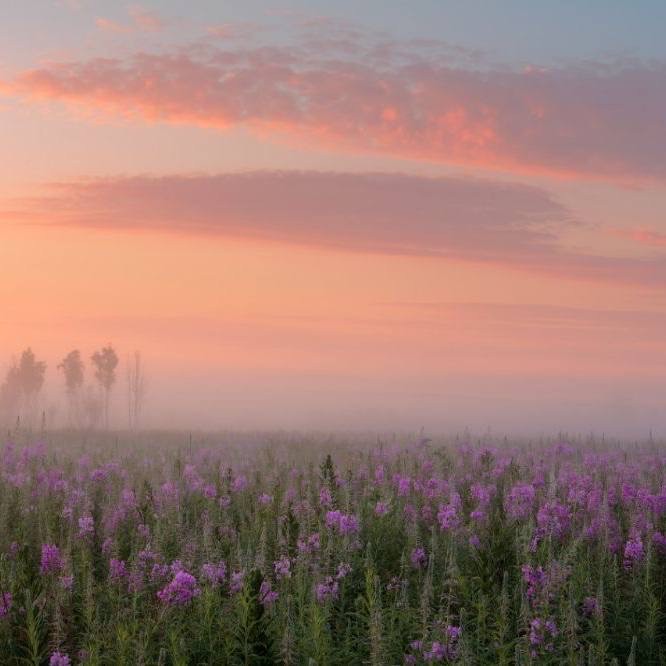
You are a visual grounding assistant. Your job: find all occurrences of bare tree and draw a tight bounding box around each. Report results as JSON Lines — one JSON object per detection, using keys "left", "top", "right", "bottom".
{"left": 91, "top": 345, "right": 118, "bottom": 429}
{"left": 126, "top": 351, "right": 146, "bottom": 430}
{"left": 58, "top": 350, "right": 84, "bottom": 427}
{"left": 0, "top": 348, "right": 46, "bottom": 429}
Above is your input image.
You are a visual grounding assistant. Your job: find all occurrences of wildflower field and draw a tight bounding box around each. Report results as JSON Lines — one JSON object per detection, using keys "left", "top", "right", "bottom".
{"left": 0, "top": 432, "right": 665, "bottom": 665}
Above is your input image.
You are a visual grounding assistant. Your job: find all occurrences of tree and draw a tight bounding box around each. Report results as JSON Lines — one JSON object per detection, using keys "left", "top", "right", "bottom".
{"left": 58, "top": 350, "right": 84, "bottom": 427}
{"left": 126, "top": 351, "right": 146, "bottom": 430}
{"left": 0, "top": 348, "right": 46, "bottom": 428}
{"left": 91, "top": 345, "right": 118, "bottom": 429}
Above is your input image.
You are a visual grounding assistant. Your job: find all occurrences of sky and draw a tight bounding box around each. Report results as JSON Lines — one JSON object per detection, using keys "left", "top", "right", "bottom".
{"left": 0, "top": 1, "right": 665, "bottom": 435}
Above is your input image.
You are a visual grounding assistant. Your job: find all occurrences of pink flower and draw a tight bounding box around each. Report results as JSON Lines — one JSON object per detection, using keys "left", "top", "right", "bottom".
{"left": 156, "top": 570, "right": 201, "bottom": 606}
{"left": 0, "top": 592, "right": 12, "bottom": 619}
{"left": 40, "top": 544, "right": 62, "bottom": 575}
{"left": 259, "top": 580, "right": 278, "bottom": 607}
{"left": 274, "top": 556, "right": 291, "bottom": 580}
{"left": 49, "top": 652, "right": 71, "bottom": 666}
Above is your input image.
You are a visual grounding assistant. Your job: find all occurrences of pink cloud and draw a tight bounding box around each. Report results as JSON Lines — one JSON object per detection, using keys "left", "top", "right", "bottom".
{"left": 128, "top": 5, "right": 164, "bottom": 32}
{"left": 5, "top": 170, "right": 665, "bottom": 287}
{"left": 95, "top": 5, "right": 164, "bottom": 34}
{"left": 5, "top": 40, "right": 666, "bottom": 180}
{"left": 614, "top": 228, "right": 666, "bottom": 248}
{"left": 206, "top": 22, "right": 262, "bottom": 40}
{"left": 95, "top": 17, "right": 132, "bottom": 34}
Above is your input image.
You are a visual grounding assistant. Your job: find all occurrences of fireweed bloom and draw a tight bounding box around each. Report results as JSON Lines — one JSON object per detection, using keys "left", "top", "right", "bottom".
{"left": 201, "top": 561, "right": 226, "bottom": 586}
{"left": 231, "top": 475, "right": 247, "bottom": 493}
{"left": 410, "top": 547, "right": 427, "bottom": 569}
{"left": 653, "top": 531, "right": 666, "bottom": 554}
{"left": 109, "top": 559, "right": 129, "bottom": 583}
{"left": 259, "top": 580, "right": 278, "bottom": 608}
{"left": 521, "top": 564, "right": 548, "bottom": 606}
{"left": 325, "top": 510, "right": 360, "bottom": 535}
{"left": 505, "top": 483, "right": 536, "bottom": 520}
{"left": 59, "top": 575, "right": 74, "bottom": 591}
{"left": 319, "top": 487, "right": 333, "bottom": 507}
{"left": 274, "top": 556, "right": 291, "bottom": 580}
{"left": 336, "top": 563, "right": 352, "bottom": 579}
{"left": 156, "top": 570, "right": 201, "bottom": 606}
{"left": 437, "top": 496, "right": 461, "bottom": 531}
{"left": 40, "top": 544, "right": 63, "bottom": 575}
{"left": 229, "top": 570, "right": 245, "bottom": 594}
{"left": 623, "top": 536, "right": 645, "bottom": 569}
{"left": 297, "top": 532, "right": 321, "bottom": 554}
{"left": 582, "top": 596, "right": 599, "bottom": 617}
{"left": 529, "top": 618, "right": 558, "bottom": 656}
{"left": 374, "top": 500, "right": 390, "bottom": 517}
{"left": 0, "top": 592, "right": 12, "bottom": 619}
{"left": 315, "top": 577, "right": 339, "bottom": 603}
{"left": 49, "top": 652, "right": 71, "bottom": 666}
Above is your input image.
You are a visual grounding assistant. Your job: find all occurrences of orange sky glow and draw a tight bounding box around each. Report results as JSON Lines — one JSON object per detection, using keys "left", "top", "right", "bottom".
{"left": 1, "top": 3, "right": 665, "bottom": 435}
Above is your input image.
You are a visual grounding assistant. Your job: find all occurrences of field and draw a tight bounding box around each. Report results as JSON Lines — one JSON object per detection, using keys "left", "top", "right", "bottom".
{"left": 0, "top": 431, "right": 665, "bottom": 665}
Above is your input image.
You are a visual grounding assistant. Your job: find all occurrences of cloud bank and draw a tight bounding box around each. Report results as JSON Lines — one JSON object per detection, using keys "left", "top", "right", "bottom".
{"left": 9, "top": 170, "right": 666, "bottom": 286}
{"left": 5, "top": 38, "right": 666, "bottom": 181}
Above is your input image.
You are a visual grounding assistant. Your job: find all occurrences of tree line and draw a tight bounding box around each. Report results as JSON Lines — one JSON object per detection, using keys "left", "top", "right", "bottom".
{"left": 0, "top": 346, "right": 146, "bottom": 431}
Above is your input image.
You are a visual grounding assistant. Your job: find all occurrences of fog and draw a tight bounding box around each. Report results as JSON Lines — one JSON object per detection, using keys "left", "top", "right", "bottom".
{"left": 5, "top": 363, "right": 660, "bottom": 440}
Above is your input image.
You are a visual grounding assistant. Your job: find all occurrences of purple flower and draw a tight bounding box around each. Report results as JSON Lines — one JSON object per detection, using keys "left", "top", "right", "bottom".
{"left": 623, "top": 536, "right": 645, "bottom": 569}
{"left": 109, "top": 558, "right": 129, "bottom": 583}
{"left": 0, "top": 592, "right": 12, "bottom": 619}
{"left": 325, "top": 510, "right": 342, "bottom": 529}
{"left": 229, "top": 570, "right": 245, "bottom": 594}
{"left": 315, "top": 576, "right": 339, "bottom": 603}
{"left": 652, "top": 531, "right": 666, "bottom": 554}
{"left": 297, "top": 532, "right": 321, "bottom": 554}
{"left": 49, "top": 652, "right": 71, "bottom": 666}
{"left": 374, "top": 500, "right": 390, "bottom": 517}
{"left": 522, "top": 564, "right": 548, "bottom": 605}
{"left": 437, "top": 500, "right": 460, "bottom": 531}
{"left": 150, "top": 563, "right": 170, "bottom": 582}
{"left": 410, "top": 547, "right": 427, "bottom": 569}
{"left": 469, "top": 533, "right": 481, "bottom": 549}
{"left": 201, "top": 561, "right": 226, "bottom": 586}
{"left": 79, "top": 514, "right": 95, "bottom": 539}
{"left": 418, "top": 627, "right": 461, "bottom": 662}
{"left": 274, "top": 556, "right": 291, "bottom": 580}
{"left": 396, "top": 476, "right": 412, "bottom": 497}
{"left": 582, "top": 596, "right": 599, "bottom": 617}
{"left": 319, "top": 487, "right": 333, "bottom": 507}
{"left": 325, "top": 510, "right": 359, "bottom": 535}
{"left": 536, "top": 500, "right": 571, "bottom": 540}
{"left": 259, "top": 580, "right": 278, "bottom": 607}
{"left": 529, "top": 618, "right": 558, "bottom": 656}
{"left": 231, "top": 475, "right": 247, "bottom": 493}
{"left": 156, "top": 570, "right": 201, "bottom": 606}
{"left": 505, "top": 483, "right": 536, "bottom": 520}
{"left": 258, "top": 493, "right": 273, "bottom": 505}
{"left": 40, "top": 544, "right": 63, "bottom": 575}
{"left": 339, "top": 514, "right": 359, "bottom": 535}
{"left": 336, "top": 562, "right": 352, "bottom": 579}
{"left": 59, "top": 575, "right": 74, "bottom": 591}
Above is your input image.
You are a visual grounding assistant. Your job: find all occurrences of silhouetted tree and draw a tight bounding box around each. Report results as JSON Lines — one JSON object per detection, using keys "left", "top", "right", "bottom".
{"left": 126, "top": 351, "right": 146, "bottom": 430}
{"left": 0, "top": 348, "right": 46, "bottom": 428}
{"left": 91, "top": 345, "right": 118, "bottom": 429}
{"left": 58, "top": 350, "right": 84, "bottom": 427}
